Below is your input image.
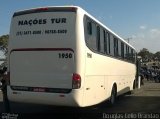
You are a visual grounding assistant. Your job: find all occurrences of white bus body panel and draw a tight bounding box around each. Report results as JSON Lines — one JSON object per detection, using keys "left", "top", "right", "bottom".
{"left": 84, "top": 49, "right": 136, "bottom": 106}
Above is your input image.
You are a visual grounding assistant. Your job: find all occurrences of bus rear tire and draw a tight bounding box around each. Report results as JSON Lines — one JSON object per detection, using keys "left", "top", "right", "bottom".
{"left": 133, "top": 80, "right": 136, "bottom": 89}
{"left": 109, "top": 85, "right": 117, "bottom": 105}
{"left": 128, "top": 80, "right": 136, "bottom": 95}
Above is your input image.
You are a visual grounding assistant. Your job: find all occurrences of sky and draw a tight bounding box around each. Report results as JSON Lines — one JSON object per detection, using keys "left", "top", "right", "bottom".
{"left": 1, "top": 0, "right": 160, "bottom": 53}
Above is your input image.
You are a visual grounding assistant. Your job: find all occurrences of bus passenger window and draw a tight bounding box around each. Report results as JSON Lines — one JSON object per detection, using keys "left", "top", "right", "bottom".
{"left": 114, "top": 38, "right": 118, "bottom": 57}
{"left": 131, "top": 49, "right": 134, "bottom": 62}
{"left": 124, "top": 44, "right": 127, "bottom": 60}
{"left": 118, "top": 40, "right": 121, "bottom": 57}
{"left": 110, "top": 35, "right": 114, "bottom": 56}
{"left": 104, "top": 30, "right": 107, "bottom": 54}
{"left": 133, "top": 50, "right": 136, "bottom": 63}
{"left": 121, "top": 42, "right": 124, "bottom": 58}
{"left": 87, "top": 22, "right": 92, "bottom": 35}
{"left": 85, "top": 18, "right": 97, "bottom": 51}
{"left": 107, "top": 32, "right": 110, "bottom": 54}
{"left": 100, "top": 28, "right": 104, "bottom": 53}
{"left": 97, "top": 26, "right": 100, "bottom": 52}
{"left": 125, "top": 45, "right": 128, "bottom": 60}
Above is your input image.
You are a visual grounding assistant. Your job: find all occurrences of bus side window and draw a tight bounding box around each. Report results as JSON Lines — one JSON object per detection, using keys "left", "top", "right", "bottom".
{"left": 131, "top": 49, "right": 134, "bottom": 62}
{"left": 96, "top": 26, "right": 100, "bottom": 52}
{"left": 125, "top": 45, "right": 129, "bottom": 60}
{"left": 129, "top": 48, "right": 135, "bottom": 63}
{"left": 118, "top": 40, "right": 121, "bottom": 57}
{"left": 133, "top": 50, "right": 136, "bottom": 63}
{"left": 121, "top": 42, "right": 124, "bottom": 58}
{"left": 114, "top": 38, "right": 118, "bottom": 57}
{"left": 104, "top": 30, "right": 107, "bottom": 54}
{"left": 107, "top": 32, "right": 110, "bottom": 54}
{"left": 124, "top": 44, "right": 127, "bottom": 60}
{"left": 110, "top": 35, "right": 114, "bottom": 56}
{"left": 85, "top": 18, "right": 97, "bottom": 51}
{"left": 100, "top": 28, "right": 104, "bottom": 53}
{"left": 91, "top": 23, "right": 97, "bottom": 51}
{"left": 104, "top": 31, "right": 112, "bottom": 55}
{"left": 127, "top": 46, "right": 129, "bottom": 60}
{"left": 87, "top": 21, "right": 92, "bottom": 35}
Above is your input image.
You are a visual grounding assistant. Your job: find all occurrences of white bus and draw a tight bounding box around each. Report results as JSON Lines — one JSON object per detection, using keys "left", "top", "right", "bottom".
{"left": 7, "top": 6, "right": 137, "bottom": 107}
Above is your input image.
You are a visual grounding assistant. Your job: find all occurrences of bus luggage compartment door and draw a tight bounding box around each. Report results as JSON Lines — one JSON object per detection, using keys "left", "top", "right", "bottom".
{"left": 10, "top": 50, "right": 74, "bottom": 89}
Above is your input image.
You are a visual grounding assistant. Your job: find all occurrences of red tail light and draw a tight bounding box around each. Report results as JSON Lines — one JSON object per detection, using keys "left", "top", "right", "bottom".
{"left": 72, "top": 73, "right": 81, "bottom": 89}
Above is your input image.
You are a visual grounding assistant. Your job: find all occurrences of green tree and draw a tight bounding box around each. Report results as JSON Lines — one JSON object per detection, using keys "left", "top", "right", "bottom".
{"left": 0, "top": 34, "right": 8, "bottom": 67}
{"left": 154, "top": 51, "right": 160, "bottom": 61}
{"left": 138, "top": 48, "right": 153, "bottom": 62}
{"left": 0, "top": 34, "right": 9, "bottom": 55}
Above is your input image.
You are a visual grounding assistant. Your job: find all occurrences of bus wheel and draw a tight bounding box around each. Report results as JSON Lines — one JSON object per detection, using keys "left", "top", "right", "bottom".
{"left": 133, "top": 80, "right": 136, "bottom": 89}
{"left": 109, "top": 85, "right": 117, "bottom": 105}
{"left": 127, "top": 81, "right": 136, "bottom": 95}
